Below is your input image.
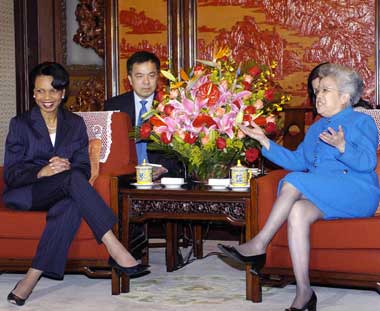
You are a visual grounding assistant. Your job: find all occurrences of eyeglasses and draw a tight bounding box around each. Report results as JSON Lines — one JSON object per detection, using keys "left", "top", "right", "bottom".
{"left": 313, "top": 86, "right": 341, "bottom": 96}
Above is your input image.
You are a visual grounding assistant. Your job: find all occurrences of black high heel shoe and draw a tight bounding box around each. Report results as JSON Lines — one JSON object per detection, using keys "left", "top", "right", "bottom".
{"left": 7, "top": 281, "right": 31, "bottom": 306}
{"left": 217, "top": 244, "right": 266, "bottom": 274}
{"left": 285, "top": 291, "right": 317, "bottom": 311}
{"left": 108, "top": 257, "right": 150, "bottom": 278}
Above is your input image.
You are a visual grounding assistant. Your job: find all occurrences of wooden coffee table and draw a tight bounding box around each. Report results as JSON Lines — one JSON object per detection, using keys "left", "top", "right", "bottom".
{"left": 111, "top": 179, "right": 261, "bottom": 302}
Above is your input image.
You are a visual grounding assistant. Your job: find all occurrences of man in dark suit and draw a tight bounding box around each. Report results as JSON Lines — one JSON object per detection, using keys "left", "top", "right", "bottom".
{"left": 104, "top": 51, "right": 181, "bottom": 177}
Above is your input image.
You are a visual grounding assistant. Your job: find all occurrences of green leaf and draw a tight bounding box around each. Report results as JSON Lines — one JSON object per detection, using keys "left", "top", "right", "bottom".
{"left": 161, "top": 69, "right": 177, "bottom": 82}
{"left": 196, "top": 59, "right": 219, "bottom": 68}
{"left": 235, "top": 111, "right": 243, "bottom": 124}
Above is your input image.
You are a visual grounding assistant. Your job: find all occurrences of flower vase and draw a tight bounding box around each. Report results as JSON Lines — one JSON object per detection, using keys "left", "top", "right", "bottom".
{"left": 188, "top": 163, "right": 230, "bottom": 183}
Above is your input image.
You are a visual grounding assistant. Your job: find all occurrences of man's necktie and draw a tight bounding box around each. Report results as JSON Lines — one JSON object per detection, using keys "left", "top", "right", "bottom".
{"left": 136, "top": 100, "right": 148, "bottom": 164}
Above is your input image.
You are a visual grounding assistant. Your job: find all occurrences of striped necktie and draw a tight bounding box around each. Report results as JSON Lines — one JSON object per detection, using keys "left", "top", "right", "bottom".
{"left": 136, "top": 100, "right": 148, "bottom": 164}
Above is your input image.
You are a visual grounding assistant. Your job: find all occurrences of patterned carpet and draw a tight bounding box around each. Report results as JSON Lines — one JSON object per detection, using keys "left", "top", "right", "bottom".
{"left": 0, "top": 241, "right": 378, "bottom": 311}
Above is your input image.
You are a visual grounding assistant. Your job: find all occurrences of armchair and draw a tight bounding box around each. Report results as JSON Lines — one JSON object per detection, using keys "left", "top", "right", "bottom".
{"left": 246, "top": 151, "right": 380, "bottom": 302}
{"left": 0, "top": 112, "right": 137, "bottom": 277}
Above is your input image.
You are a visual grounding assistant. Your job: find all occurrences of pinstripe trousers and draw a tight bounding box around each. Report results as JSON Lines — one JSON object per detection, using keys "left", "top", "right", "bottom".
{"left": 30, "top": 170, "right": 116, "bottom": 279}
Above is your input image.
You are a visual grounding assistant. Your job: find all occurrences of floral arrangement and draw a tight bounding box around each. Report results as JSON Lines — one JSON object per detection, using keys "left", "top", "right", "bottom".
{"left": 138, "top": 47, "right": 290, "bottom": 181}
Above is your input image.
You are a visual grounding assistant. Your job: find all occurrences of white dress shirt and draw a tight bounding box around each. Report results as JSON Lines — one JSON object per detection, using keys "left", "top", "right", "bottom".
{"left": 133, "top": 92, "right": 154, "bottom": 126}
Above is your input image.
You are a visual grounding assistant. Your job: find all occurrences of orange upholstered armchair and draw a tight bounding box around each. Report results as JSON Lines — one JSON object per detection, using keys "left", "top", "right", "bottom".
{"left": 245, "top": 110, "right": 380, "bottom": 302}
{"left": 0, "top": 111, "right": 137, "bottom": 277}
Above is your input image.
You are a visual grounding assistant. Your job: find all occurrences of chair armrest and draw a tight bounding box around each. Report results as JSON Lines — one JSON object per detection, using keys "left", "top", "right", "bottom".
{"left": 92, "top": 166, "right": 135, "bottom": 205}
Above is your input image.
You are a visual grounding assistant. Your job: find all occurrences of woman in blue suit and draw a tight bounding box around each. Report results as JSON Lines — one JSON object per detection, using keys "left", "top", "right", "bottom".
{"left": 4, "top": 62, "right": 149, "bottom": 306}
{"left": 219, "top": 63, "right": 379, "bottom": 310}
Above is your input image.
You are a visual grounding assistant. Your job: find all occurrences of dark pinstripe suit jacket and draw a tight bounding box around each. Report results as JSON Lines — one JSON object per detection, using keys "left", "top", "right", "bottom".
{"left": 104, "top": 91, "right": 137, "bottom": 124}
{"left": 3, "top": 106, "right": 90, "bottom": 210}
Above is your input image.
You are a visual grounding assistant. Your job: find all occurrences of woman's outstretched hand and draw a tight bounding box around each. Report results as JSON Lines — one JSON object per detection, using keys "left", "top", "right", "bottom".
{"left": 37, "top": 156, "right": 71, "bottom": 178}
{"left": 319, "top": 126, "right": 346, "bottom": 153}
{"left": 238, "top": 122, "right": 270, "bottom": 150}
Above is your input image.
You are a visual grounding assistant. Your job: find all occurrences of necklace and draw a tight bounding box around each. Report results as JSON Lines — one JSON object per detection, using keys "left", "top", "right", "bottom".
{"left": 44, "top": 117, "right": 57, "bottom": 131}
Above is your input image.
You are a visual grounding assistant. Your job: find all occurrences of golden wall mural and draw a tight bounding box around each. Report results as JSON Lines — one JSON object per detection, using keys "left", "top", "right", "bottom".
{"left": 117, "top": 0, "right": 168, "bottom": 94}
{"left": 197, "top": 0, "right": 375, "bottom": 107}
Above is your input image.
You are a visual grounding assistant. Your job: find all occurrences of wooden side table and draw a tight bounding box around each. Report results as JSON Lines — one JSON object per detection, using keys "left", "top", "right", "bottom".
{"left": 111, "top": 181, "right": 262, "bottom": 302}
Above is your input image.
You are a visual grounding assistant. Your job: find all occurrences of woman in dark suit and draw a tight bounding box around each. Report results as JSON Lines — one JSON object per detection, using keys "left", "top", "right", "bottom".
{"left": 4, "top": 62, "right": 149, "bottom": 306}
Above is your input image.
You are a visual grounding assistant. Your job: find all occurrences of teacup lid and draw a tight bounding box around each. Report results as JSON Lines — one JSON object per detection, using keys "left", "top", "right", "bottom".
{"left": 231, "top": 159, "right": 247, "bottom": 170}
{"left": 135, "top": 159, "right": 152, "bottom": 169}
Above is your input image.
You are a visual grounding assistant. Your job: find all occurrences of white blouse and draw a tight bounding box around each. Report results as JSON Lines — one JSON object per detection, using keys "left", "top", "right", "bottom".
{"left": 49, "top": 132, "right": 56, "bottom": 146}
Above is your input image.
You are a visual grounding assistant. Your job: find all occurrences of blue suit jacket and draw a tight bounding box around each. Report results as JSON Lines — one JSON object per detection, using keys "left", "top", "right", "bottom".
{"left": 3, "top": 106, "right": 90, "bottom": 210}
{"left": 262, "top": 107, "right": 379, "bottom": 219}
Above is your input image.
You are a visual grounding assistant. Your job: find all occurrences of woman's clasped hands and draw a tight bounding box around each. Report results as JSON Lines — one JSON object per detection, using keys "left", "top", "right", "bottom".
{"left": 37, "top": 156, "right": 71, "bottom": 178}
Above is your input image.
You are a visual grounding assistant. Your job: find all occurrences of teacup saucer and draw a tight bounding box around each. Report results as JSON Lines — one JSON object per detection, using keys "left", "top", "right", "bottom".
{"left": 131, "top": 182, "right": 154, "bottom": 190}
{"left": 206, "top": 184, "right": 228, "bottom": 191}
{"left": 228, "top": 184, "right": 250, "bottom": 191}
{"left": 162, "top": 183, "right": 186, "bottom": 189}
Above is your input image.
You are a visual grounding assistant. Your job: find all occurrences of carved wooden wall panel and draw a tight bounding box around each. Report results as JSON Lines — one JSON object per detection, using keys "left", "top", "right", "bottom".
{"left": 57, "top": 0, "right": 106, "bottom": 112}
{"left": 197, "top": 0, "right": 376, "bottom": 107}
{"left": 73, "top": 0, "right": 105, "bottom": 58}
{"left": 67, "top": 77, "right": 105, "bottom": 111}
{"left": 117, "top": 0, "right": 168, "bottom": 94}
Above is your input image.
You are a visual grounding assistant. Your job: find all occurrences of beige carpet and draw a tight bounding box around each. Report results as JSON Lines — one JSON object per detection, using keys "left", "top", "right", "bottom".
{"left": 0, "top": 241, "right": 378, "bottom": 310}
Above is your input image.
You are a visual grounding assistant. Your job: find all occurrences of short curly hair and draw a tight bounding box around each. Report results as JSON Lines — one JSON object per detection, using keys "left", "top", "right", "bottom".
{"left": 318, "top": 63, "right": 363, "bottom": 106}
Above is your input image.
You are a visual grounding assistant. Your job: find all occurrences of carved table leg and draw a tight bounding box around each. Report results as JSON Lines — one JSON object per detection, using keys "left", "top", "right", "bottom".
{"left": 121, "top": 275, "right": 130, "bottom": 293}
{"left": 120, "top": 191, "right": 130, "bottom": 293}
{"left": 166, "top": 221, "right": 179, "bottom": 272}
{"left": 141, "top": 223, "right": 149, "bottom": 265}
{"left": 193, "top": 224, "right": 203, "bottom": 259}
{"left": 246, "top": 266, "right": 262, "bottom": 302}
{"left": 111, "top": 269, "right": 120, "bottom": 295}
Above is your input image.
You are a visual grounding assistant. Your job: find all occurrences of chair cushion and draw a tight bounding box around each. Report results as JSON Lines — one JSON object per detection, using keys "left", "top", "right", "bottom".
{"left": 0, "top": 206, "right": 95, "bottom": 240}
{"left": 272, "top": 216, "right": 380, "bottom": 249}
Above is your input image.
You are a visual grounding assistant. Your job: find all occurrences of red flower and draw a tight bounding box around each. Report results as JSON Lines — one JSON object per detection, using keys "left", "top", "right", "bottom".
{"left": 139, "top": 123, "right": 151, "bottom": 139}
{"left": 163, "top": 104, "right": 174, "bottom": 116}
{"left": 183, "top": 132, "right": 197, "bottom": 144}
{"left": 244, "top": 106, "right": 256, "bottom": 115}
{"left": 264, "top": 89, "right": 275, "bottom": 101}
{"left": 197, "top": 82, "right": 220, "bottom": 106}
{"left": 254, "top": 116, "right": 267, "bottom": 126}
{"left": 193, "top": 65, "right": 204, "bottom": 76}
{"left": 248, "top": 66, "right": 261, "bottom": 77}
{"left": 155, "top": 90, "right": 165, "bottom": 102}
{"left": 233, "top": 100, "right": 241, "bottom": 109}
{"left": 193, "top": 114, "right": 216, "bottom": 128}
{"left": 265, "top": 122, "right": 277, "bottom": 134}
{"left": 219, "top": 56, "right": 228, "bottom": 62}
{"left": 150, "top": 115, "right": 166, "bottom": 127}
{"left": 243, "top": 115, "right": 252, "bottom": 123}
{"left": 245, "top": 148, "right": 260, "bottom": 163}
{"left": 242, "top": 81, "right": 251, "bottom": 91}
{"left": 160, "top": 132, "right": 172, "bottom": 144}
{"left": 216, "top": 137, "right": 226, "bottom": 149}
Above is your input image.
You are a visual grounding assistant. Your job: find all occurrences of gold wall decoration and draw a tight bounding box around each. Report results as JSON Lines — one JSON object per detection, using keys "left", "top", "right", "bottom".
{"left": 197, "top": 0, "right": 375, "bottom": 107}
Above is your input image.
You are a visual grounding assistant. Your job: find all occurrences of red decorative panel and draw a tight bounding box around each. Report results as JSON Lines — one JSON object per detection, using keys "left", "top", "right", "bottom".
{"left": 117, "top": 0, "right": 168, "bottom": 93}
{"left": 197, "top": 0, "right": 375, "bottom": 107}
